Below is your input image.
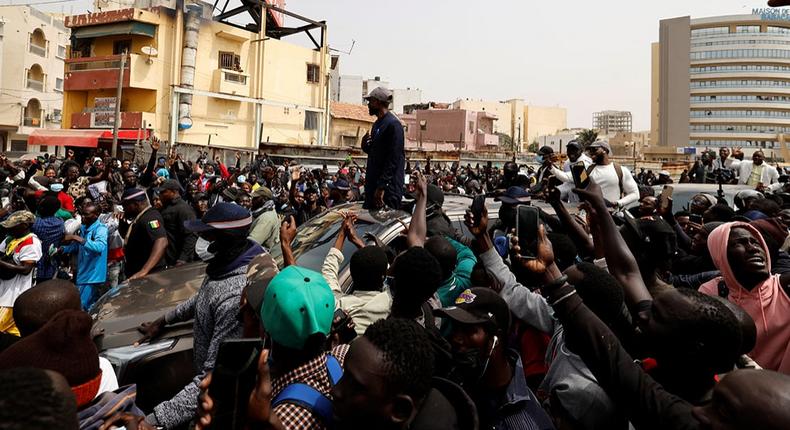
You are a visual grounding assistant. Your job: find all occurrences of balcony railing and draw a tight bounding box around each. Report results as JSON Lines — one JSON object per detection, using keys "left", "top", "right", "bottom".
{"left": 29, "top": 43, "right": 46, "bottom": 57}
{"left": 64, "top": 54, "right": 156, "bottom": 91}
{"left": 23, "top": 117, "right": 41, "bottom": 127}
{"left": 66, "top": 57, "right": 126, "bottom": 72}
{"left": 26, "top": 78, "right": 44, "bottom": 92}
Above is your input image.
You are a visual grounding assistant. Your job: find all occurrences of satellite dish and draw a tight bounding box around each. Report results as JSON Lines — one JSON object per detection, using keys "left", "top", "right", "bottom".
{"left": 141, "top": 46, "right": 158, "bottom": 56}
{"left": 141, "top": 46, "right": 158, "bottom": 64}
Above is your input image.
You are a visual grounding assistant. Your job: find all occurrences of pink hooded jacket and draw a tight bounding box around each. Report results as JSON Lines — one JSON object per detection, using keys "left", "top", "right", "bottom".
{"left": 699, "top": 222, "right": 790, "bottom": 373}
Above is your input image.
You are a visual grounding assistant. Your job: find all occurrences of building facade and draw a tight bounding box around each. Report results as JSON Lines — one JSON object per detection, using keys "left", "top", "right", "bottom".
{"left": 31, "top": 2, "right": 330, "bottom": 159}
{"left": 593, "top": 110, "right": 632, "bottom": 134}
{"left": 401, "top": 108, "right": 497, "bottom": 152}
{"left": 534, "top": 128, "right": 585, "bottom": 154}
{"left": 330, "top": 68, "right": 421, "bottom": 115}
{"left": 524, "top": 105, "right": 567, "bottom": 147}
{"left": 329, "top": 102, "right": 373, "bottom": 147}
{"left": 653, "top": 13, "right": 790, "bottom": 152}
{"left": 0, "top": 6, "right": 68, "bottom": 154}
{"left": 451, "top": 99, "right": 567, "bottom": 152}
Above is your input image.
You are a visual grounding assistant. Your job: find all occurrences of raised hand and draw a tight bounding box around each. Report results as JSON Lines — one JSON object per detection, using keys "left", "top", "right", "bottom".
{"left": 511, "top": 224, "right": 555, "bottom": 274}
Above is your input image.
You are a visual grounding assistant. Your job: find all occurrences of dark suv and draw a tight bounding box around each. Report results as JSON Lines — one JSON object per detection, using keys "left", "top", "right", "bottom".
{"left": 90, "top": 197, "right": 505, "bottom": 411}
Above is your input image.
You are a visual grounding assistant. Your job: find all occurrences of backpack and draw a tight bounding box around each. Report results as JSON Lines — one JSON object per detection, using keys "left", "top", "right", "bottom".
{"left": 271, "top": 354, "right": 343, "bottom": 427}
{"left": 587, "top": 162, "right": 624, "bottom": 198}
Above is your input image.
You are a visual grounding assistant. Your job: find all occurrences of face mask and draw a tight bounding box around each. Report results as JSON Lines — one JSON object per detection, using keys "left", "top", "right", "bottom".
{"left": 50, "top": 183, "right": 64, "bottom": 193}
{"left": 535, "top": 155, "right": 544, "bottom": 164}
{"left": 449, "top": 335, "right": 498, "bottom": 388}
{"left": 195, "top": 237, "right": 216, "bottom": 261}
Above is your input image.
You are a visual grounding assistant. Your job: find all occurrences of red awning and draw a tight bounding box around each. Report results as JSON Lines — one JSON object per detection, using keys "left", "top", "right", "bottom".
{"left": 28, "top": 129, "right": 151, "bottom": 147}
{"left": 99, "top": 129, "right": 150, "bottom": 140}
{"left": 28, "top": 129, "right": 105, "bottom": 148}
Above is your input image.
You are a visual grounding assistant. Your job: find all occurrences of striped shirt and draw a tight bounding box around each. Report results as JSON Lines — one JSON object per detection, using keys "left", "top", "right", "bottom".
{"left": 31, "top": 216, "right": 64, "bottom": 280}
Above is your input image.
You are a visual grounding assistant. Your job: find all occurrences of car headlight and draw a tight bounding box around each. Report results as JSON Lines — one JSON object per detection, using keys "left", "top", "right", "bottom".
{"left": 102, "top": 339, "right": 176, "bottom": 378}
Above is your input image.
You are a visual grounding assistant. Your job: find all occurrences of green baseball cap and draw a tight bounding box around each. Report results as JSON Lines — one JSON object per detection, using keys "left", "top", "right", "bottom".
{"left": 261, "top": 266, "right": 335, "bottom": 350}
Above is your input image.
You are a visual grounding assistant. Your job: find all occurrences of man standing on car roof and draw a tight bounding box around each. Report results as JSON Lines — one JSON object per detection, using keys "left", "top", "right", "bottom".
{"left": 137, "top": 203, "right": 264, "bottom": 429}
{"left": 362, "top": 87, "right": 405, "bottom": 210}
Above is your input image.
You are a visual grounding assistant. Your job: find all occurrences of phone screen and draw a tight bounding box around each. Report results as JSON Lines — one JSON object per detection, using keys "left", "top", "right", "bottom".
{"left": 210, "top": 338, "right": 263, "bottom": 430}
{"left": 571, "top": 162, "right": 589, "bottom": 189}
{"left": 471, "top": 195, "right": 486, "bottom": 226}
{"left": 689, "top": 214, "right": 703, "bottom": 225}
{"left": 516, "top": 205, "right": 540, "bottom": 259}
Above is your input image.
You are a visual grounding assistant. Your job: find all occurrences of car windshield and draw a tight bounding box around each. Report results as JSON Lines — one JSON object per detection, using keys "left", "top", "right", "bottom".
{"left": 270, "top": 209, "right": 399, "bottom": 274}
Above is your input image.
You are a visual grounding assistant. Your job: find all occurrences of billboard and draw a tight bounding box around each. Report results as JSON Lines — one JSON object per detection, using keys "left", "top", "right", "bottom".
{"left": 91, "top": 97, "right": 116, "bottom": 128}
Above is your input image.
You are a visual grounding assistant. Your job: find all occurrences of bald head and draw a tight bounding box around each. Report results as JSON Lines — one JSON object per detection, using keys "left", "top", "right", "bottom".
{"left": 13, "top": 280, "right": 81, "bottom": 337}
{"left": 693, "top": 369, "right": 790, "bottom": 429}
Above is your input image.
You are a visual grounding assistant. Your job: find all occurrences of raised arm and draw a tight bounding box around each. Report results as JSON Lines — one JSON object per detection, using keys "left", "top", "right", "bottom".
{"left": 543, "top": 281, "right": 697, "bottom": 430}
{"left": 407, "top": 171, "right": 427, "bottom": 247}
{"left": 322, "top": 215, "right": 350, "bottom": 297}
{"left": 546, "top": 187, "right": 594, "bottom": 258}
{"left": 574, "top": 181, "right": 652, "bottom": 309}
{"left": 279, "top": 215, "right": 297, "bottom": 268}
{"left": 464, "top": 207, "right": 555, "bottom": 333}
{"left": 139, "top": 138, "right": 160, "bottom": 187}
{"left": 617, "top": 167, "right": 640, "bottom": 208}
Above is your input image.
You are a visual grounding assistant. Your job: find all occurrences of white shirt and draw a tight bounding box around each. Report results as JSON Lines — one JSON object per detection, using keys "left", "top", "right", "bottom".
{"left": 557, "top": 155, "right": 593, "bottom": 202}
{"left": 738, "top": 161, "right": 780, "bottom": 187}
{"left": 589, "top": 163, "right": 639, "bottom": 207}
{"left": 0, "top": 234, "right": 42, "bottom": 307}
{"left": 97, "top": 357, "right": 119, "bottom": 397}
{"left": 551, "top": 160, "right": 639, "bottom": 207}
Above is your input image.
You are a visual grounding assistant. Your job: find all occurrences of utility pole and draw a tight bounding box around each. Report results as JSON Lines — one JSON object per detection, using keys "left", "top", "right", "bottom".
{"left": 111, "top": 50, "right": 127, "bottom": 159}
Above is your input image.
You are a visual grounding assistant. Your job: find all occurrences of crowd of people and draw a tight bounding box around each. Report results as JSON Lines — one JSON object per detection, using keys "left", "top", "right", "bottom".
{"left": 3, "top": 87, "right": 790, "bottom": 429}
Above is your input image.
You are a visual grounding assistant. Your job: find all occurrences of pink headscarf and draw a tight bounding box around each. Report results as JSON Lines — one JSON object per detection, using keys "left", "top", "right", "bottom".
{"left": 699, "top": 222, "right": 790, "bottom": 373}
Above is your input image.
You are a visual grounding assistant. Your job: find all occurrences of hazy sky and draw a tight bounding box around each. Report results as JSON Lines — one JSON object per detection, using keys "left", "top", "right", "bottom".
{"left": 35, "top": 0, "right": 777, "bottom": 130}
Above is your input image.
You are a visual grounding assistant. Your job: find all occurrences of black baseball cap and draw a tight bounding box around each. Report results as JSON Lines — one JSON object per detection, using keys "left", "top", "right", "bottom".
{"left": 434, "top": 288, "right": 511, "bottom": 333}
{"left": 495, "top": 186, "right": 530, "bottom": 205}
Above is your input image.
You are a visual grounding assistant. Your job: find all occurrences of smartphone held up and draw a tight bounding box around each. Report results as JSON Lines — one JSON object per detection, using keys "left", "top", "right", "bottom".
{"left": 516, "top": 205, "right": 540, "bottom": 259}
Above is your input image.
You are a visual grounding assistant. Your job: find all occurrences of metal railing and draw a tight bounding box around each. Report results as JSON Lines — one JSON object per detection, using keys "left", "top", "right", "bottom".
{"left": 29, "top": 43, "right": 46, "bottom": 57}
{"left": 26, "top": 78, "right": 44, "bottom": 92}
{"left": 66, "top": 57, "right": 127, "bottom": 72}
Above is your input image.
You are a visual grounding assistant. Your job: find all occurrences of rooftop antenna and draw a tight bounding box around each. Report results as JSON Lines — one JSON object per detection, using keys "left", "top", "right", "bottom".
{"left": 330, "top": 39, "right": 355, "bottom": 55}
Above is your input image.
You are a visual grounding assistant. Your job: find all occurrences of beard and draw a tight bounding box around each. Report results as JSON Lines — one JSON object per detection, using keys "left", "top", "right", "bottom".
{"left": 368, "top": 104, "right": 379, "bottom": 116}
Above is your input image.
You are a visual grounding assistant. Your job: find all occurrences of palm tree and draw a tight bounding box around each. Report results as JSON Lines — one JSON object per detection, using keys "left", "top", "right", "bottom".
{"left": 576, "top": 129, "right": 599, "bottom": 147}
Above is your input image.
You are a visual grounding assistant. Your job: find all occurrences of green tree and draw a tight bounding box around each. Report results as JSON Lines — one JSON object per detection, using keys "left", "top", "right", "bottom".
{"left": 576, "top": 129, "right": 599, "bottom": 147}
{"left": 497, "top": 133, "right": 515, "bottom": 151}
{"left": 528, "top": 140, "right": 539, "bottom": 153}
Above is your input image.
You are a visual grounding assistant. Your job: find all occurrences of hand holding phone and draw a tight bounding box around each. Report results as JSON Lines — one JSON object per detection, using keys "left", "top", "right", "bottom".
{"left": 471, "top": 195, "right": 486, "bottom": 227}
{"left": 659, "top": 186, "right": 674, "bottom": 212}
{"left": 571, "top": 162, "right": 590, "bottom": 189}
{"left": 516, "top": 205, "right": 540, "bottom": 259}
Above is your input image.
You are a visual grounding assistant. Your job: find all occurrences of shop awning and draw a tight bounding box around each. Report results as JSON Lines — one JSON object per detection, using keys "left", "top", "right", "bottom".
{"left": 28, "top": 129, "right": 105, "bottom": 148}
{"left": 28, "top": 129, "right": 151, "bottom": 147}
{"left": 72, "top": 22, "right": 156, "bottom": 39}
{"left": 99, "top": 130, "right": 150, "bottom": 140}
